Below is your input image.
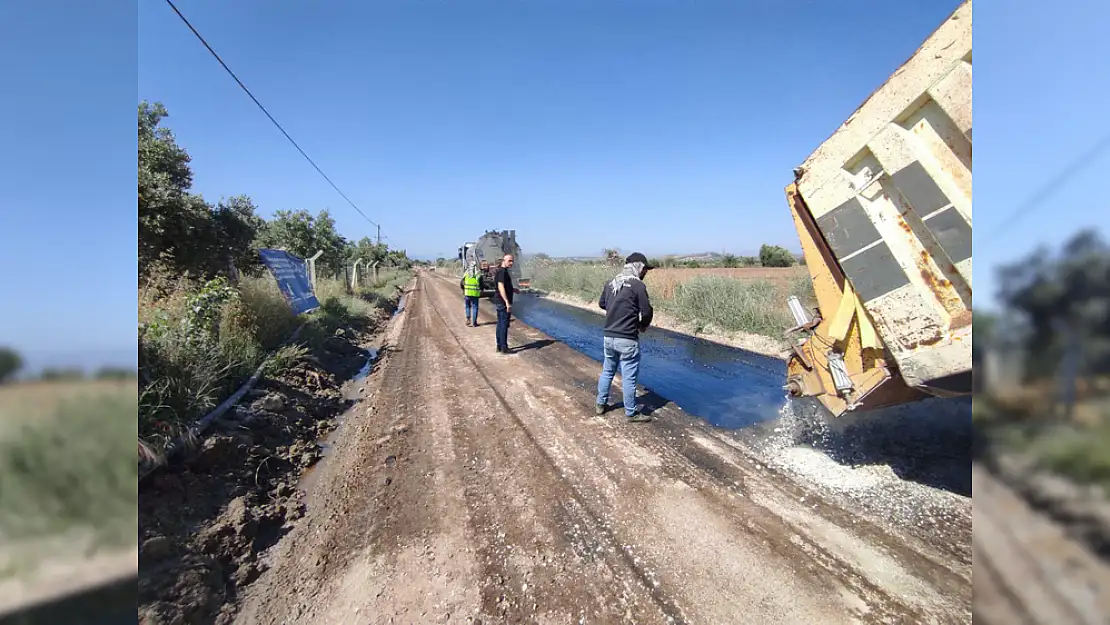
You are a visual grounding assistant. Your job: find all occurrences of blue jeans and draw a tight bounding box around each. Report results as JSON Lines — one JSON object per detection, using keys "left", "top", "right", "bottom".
{"left": 596, "top": 336, "right": 641, "bottom": 416}
{"left": 495, "top": 303, "right": 511, "bottom": 350}
{"left": 464, "top": 296, "right": 480, "bottom": 325}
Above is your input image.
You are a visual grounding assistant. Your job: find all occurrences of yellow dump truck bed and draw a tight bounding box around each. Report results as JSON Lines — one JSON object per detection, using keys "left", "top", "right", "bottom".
{"left": 784, "top": 1, "right": 972, "bottom": 417}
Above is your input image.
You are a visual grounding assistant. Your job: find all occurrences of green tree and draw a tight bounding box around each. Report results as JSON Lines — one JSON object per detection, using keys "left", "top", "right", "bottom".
{"left": 759, "top": 244, "right": 796, "bottom": 268}
{"left": 998, "top": 229, "right": 1110, "bottom": 376}
{"left": 138, "top": 102, "right": 260, "bottom": 279}
{"left": 256, "top": 209, "right": 349, "bottom": 275}
{"left": 973, "top": 312, "right": 998, "bottom": 347}
{"left": 721, "top": 254, "right": 740, "bottom": 268}
{"left": 603, "top": 248, "right": 622, "bottom": 266}
{"left": 0, "top": 347, "right": 22, "bottom": 383}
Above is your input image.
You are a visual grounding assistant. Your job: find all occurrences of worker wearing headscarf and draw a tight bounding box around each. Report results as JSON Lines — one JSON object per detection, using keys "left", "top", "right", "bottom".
{"left": 596, "top": 252, "right": 655, "bottom": 422}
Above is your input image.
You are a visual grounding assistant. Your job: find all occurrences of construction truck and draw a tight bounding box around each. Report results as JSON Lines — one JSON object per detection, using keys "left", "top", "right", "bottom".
{"left": 458, "top": 229, "right": 529, "bottom": 296}
{"left": 782, "top": 0, "right": 972, "bottom": 420}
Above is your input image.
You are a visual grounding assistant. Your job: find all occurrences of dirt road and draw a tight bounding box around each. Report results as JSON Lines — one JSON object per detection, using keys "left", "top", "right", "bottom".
{"left": 971, "top": 464, "right": 1110, "bottom": 625}
{"left": 233, "top": 270, "right": 970, "bottom": 624}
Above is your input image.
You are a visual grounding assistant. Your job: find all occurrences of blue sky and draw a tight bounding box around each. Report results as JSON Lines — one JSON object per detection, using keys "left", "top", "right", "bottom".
{"left": 134, "top": 0, "right": 964, "bottom": 262}
{"left": 0, "top": 0, "right": 1106, "bottom": 365}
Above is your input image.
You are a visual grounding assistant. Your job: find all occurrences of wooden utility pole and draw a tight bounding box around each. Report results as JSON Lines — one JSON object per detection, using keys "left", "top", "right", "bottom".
{"left": 376, "top": 224, "right": 381, "bottom": 246}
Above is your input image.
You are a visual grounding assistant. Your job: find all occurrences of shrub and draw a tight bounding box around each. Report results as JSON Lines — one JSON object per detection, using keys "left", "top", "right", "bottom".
{"left": 760, "top": 244, "right": 796, "bottom": 267}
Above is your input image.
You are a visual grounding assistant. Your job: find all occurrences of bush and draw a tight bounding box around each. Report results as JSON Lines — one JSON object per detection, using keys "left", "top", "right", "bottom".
{"left": 138, "top": 275, "right": 296, "bottom": 449}
{"left": 760, "top": 244, "right": 796, "bottom": 268}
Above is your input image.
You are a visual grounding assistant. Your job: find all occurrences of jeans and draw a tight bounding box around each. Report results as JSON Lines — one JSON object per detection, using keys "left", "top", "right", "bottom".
{"left": 464, "top": 296, "right": 480, "bottom": 325}
{"left": 495, "top": 303, "right": 512, "bottom": 350}
{"left": 596, "top": 336, "right": 641, "bottom": 416}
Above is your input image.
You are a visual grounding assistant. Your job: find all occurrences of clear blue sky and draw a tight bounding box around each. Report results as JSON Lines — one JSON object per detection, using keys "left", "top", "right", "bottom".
{"left": 0, "top": 0, "right": 1106, "bottom": 366}
{"left": 134, "top": 0, "right": 965, "bottom": 262}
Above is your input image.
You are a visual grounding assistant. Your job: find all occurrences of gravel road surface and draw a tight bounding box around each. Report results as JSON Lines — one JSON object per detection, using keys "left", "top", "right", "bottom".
{"left": 233, "top": 270, "right": 972, "bottom": 624}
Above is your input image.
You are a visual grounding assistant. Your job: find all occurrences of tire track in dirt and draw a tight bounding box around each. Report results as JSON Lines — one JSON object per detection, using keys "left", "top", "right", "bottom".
{"left": 422, "top": 273, "right": 967, "bottom": 624}
{"left": 422, "top": 278, "right": 688, "bottom": 624}
{"left": 235, "top": 272, "right": 972, "bottom": 624}
{"left": 235, "top": 280, "right": 486, "bottom": 624}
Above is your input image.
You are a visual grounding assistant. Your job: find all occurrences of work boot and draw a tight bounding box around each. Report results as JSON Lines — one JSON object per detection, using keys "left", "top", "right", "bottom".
{"left": 595, "top": 403, "right": 607, "bottom": 416}
{"left": 465, "top": 320, "right": 472, "bottom": 327}
{"left": 626, "top": 411, "right": 653, "bottom": 423}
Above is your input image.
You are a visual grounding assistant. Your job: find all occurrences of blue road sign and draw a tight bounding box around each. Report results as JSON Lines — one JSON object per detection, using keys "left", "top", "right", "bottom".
{"left": 258, "top": 249, "right": 320, "bottom": 315}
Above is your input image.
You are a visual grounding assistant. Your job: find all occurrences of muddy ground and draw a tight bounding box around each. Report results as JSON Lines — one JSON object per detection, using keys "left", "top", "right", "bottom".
{"left": 226, "top": 271, "right": 972, "bottom": 624}
{"left": 137, "top": 295, "right": 403, "bottom": 625}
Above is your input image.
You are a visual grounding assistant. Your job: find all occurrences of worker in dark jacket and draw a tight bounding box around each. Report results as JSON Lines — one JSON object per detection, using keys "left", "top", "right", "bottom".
{"left": 595, "top": 252, "right": 654, "bottom": 422}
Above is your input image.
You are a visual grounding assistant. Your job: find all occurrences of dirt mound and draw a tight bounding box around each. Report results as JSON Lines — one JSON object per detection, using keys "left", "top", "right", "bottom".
{"left": 138, "top": 316, "right": 386, "bottom": 625}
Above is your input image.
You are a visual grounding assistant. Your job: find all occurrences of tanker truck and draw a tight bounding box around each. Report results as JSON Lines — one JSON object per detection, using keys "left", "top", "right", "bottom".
{"left": 782, "top": 0, "right": 972, "bottom": 420}
{"left": 458, "top": 229, "right": 529, "bottom": 296}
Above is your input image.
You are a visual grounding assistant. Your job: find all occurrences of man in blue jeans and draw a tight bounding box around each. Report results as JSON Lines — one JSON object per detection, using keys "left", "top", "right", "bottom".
{"left": 460, "top": 262, "right": 482, "bottom": 326}
{"left": 596, "top": 252, "right": 654, "bottom": 422}
{"left": 492, "top": 254, "right": 519, "bottom": 354}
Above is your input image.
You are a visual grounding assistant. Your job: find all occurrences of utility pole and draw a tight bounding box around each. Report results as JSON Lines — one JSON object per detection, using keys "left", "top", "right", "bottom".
{"left": 376, "top": 224, "right": 381, "bottom": 246}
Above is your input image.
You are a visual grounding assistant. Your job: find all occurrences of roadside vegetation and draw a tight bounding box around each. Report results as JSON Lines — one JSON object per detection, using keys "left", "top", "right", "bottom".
{"left": 0, "top": 379, "right": 136, "bottom": 557}
{"left": 138, "top": 100, "right": 412, "bottom": 456}
{"left": 526, "top": 249, "right": 815, "bottom": 341}
{"left": 974, "top": 230, "right": 1110, "bottom": 495}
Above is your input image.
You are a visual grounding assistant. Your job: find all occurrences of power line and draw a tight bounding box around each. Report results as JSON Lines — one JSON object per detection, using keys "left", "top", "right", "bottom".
{"left": 162, "top": 0, "right": 383, "bottom": 234}
{"left": 984, "top": 130, "right": 1110, "bottom": 241}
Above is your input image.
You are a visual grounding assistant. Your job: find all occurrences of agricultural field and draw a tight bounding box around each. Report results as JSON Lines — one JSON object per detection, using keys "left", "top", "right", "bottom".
{"left": 0, "top": 379, "right": 136, "bottom": 542}
{"left": 0, "top": 377, "right": 136, "bottom": 610}
{"left": 644, "top": 266, "right": 808, "bottom": 298}
{"left": 529, "top": 262, "right": 815, "bottom": 347}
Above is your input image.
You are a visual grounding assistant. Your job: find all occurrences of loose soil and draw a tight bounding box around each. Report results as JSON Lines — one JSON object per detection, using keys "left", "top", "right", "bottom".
{"left": 228, "top": 271, "right": 970, "bottom": 624}
{"left": 137, "top": 293, "right": 405, "bottom": 625}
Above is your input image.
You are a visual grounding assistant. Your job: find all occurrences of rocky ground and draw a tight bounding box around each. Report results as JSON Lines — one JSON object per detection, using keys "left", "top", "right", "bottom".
{"left": 137, "top": 295, "right": 403, "bottom": 625}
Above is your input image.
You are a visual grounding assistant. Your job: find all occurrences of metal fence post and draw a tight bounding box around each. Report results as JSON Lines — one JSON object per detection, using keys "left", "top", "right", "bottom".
{"left": 307, "top": 250, "right": 324, "bottom": 293}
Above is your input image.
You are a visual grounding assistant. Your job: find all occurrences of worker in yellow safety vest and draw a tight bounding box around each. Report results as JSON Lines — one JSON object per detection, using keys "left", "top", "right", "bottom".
{"left": 460, "top": 263, "right": 482, "bottom": 327}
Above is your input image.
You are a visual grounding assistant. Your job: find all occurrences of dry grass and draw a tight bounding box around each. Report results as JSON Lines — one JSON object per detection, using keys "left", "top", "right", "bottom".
{"left": 530, "top": 264, "right": 816, "bottom": 339}
{"left": 977, "top": 377, "right": 1110, "bottom": 492}
{"left": 646, "top": 266, "right": 808, "bottom": 299}
{"left": 0, "top": 379, "right": 134, "bottom": 432}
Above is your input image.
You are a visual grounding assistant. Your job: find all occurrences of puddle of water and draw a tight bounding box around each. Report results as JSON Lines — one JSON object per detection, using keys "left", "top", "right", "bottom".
{"left": 512, "top": 294, "right": 789, "bottom": 429}
{"left": 300, "top": 347, "right": 380, "bottom": 495}
{"left": 353, "top": 347, "right": 380, "bottom": 384}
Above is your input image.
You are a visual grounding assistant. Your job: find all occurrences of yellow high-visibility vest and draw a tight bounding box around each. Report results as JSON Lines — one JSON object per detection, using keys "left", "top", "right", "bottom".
{"left": 463, "top": 274, "right": 481, "bottom": 297}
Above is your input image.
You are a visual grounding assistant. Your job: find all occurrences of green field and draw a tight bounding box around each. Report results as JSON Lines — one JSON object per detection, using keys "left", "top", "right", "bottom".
{"left": 0, "top": 379, "right": 137, "bottom": 554}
